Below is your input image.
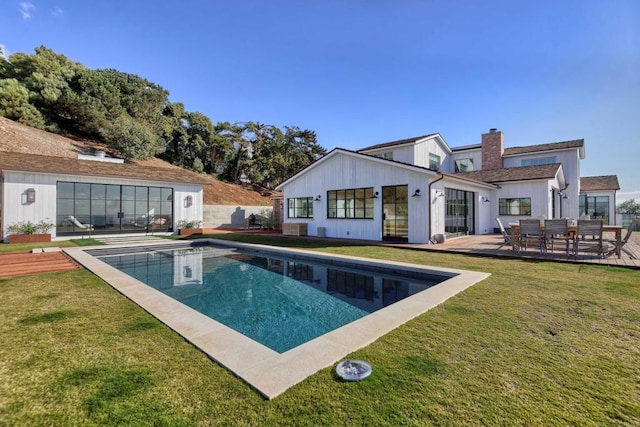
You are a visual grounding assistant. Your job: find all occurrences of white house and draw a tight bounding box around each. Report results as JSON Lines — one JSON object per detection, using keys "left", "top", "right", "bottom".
{"left": 276, "top": 129, "right": 620, "bottom": 244}
{"left": 1, "top": 150, "right": 207, "bottom": 242}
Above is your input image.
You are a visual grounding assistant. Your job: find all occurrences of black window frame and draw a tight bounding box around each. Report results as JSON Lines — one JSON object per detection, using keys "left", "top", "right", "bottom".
{"left": 429, "top": 153, "right": 441, "bottom": 170}
{"left": 499, "top": 198, "right": 532, "bottom": 216}
{"left": 327, "top": 187, "right": 374, "bottom": 219}
{"left": 287, "top": 197, "right": 314, "bottom": 218}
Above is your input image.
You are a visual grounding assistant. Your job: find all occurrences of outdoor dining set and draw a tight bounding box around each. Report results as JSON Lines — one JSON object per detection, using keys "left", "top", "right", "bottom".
{"left": 496, "top": 218, "right": 637, "bottom": 259}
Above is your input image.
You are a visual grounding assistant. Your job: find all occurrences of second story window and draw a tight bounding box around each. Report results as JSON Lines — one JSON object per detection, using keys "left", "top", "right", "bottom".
{"left": 454, "top": 158, "right": 474, "bottom": 172}
{"left": 521, "top": 156, "right": 556, "bottom": 166}
{"left": 375, "top": 152, "right": 394, "bottom": 160}
{"left": 429, "top": 153, "right": 441, "bottom": 170}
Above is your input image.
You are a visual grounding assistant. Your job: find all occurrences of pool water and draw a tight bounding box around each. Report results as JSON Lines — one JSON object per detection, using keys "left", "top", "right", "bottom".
{"left": 97, "top": 244, "right": 454, "bottom": 353}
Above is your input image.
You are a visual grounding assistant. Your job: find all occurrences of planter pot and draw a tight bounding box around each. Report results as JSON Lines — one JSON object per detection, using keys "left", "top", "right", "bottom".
{"left": 178, "top": 228, "right": 216, "bottom": 236}
{"left": 9, "top": 234, "right": 52, "bottom": 244}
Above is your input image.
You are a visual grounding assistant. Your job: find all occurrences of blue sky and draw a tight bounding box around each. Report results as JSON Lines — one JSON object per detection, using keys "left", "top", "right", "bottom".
{"left": 2, "top": 0, "right": 639, "bottom": 202}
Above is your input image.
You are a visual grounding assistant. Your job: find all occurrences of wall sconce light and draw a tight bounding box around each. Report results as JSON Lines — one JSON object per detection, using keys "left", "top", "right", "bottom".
{"left": 412, "top": 189, "right": 421, "bottom": 197}
{"left": 26, "top": 188, "right": 36, "bottom": 203}
{"left": 314, "top": 195, "right": 322, "bottom": 201}
{"left": 434, "top": 190, "right": 444, "bottom": 198}
{"left": 372, "top": 191, "right": 379, "bottom": 199}
{"left": 559, "top": 192, "right": 569, "bottom": 200}
{"left": 184, "top": 195, "right": 193, "bottom": 208}
{"left": 480, "top": 196, "right": 490, "bottom": 203}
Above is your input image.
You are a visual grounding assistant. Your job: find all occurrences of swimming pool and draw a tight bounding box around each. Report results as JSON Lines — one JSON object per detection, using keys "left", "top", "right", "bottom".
{"left": 66, "top": 239, "right": 490, "bottom": 399}
{"left": 93, "top": 243, "right": 453, "bottom": 353}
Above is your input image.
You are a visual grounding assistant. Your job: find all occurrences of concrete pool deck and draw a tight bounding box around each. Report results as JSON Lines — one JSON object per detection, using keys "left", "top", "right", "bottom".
{"left": 64, "top": 238, "right": 490, "bottom": 399}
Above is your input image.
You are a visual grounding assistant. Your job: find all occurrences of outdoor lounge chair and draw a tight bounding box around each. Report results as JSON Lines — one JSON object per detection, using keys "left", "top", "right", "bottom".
{"left": 66, "top": 215, "right": 94, "bottom": 230}
{"left": 519, "top": 219, "right": 545, "bottom": 254}
{"left": 573, "top": 219, "right": 604, "bottom": 258}
{"left": 544, "top": 219, "right": 571, "bottom": 255}
{"left": 496, "top": 218, "right": 518, "bottom": 252}
{"left": 605, "top": 219, "right": 637, "bottom": 259}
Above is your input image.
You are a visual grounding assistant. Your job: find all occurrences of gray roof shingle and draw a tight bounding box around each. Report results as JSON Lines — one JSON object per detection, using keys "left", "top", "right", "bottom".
{"left": 580, "top": 175, "right": 620, "bottom": 191}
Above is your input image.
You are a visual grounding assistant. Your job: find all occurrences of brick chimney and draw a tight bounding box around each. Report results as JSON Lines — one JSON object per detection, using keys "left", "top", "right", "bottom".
{"left": 481, "top": 128, "right": 504, "bottom": 170}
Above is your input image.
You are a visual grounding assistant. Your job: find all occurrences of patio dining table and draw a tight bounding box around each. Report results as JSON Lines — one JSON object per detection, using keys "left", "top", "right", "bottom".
{"left": 509, "top": 223, "right": 623, "bottom": 258}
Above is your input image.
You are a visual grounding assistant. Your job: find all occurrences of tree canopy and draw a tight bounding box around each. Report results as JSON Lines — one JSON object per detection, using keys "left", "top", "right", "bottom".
{"left": 0, "top": 45, "right": 326, "bottom": 187}
{"left": 616, "top": 199, "right": 640, "bottom": 214}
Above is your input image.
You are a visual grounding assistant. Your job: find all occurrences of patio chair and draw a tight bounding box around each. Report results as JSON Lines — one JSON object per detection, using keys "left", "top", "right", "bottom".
{"left": 544, "top": 219, "right": 571, "bottom": 255}
{"left": 496, "top": 217, "right": 519, "bottom": 252}
{"left": 65, "top": 215, "right": 94, "bottom": 230}
{"left": 573, "top": 219, "right": 604, "bottom": 258}
{"left": 519, "top": 219, "right": 545, "bottom": 254}
{"left": 605, "top": 219, "right": 637, "bottom": 259}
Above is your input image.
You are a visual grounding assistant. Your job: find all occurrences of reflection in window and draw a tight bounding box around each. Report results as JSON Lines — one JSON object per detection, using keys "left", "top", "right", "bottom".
{"left": 454, "top": 158, "right": 474, "bottom": 172}
{"left": 288, "top": 197, "right": 313, "bottom": 218}
{"left": 429, "top": 153, "right": 441, "bottom": 170}
{"left": 521, "top": 156, "right": 556, "bottom": 166}
{"left": 328, "top": 188, "right": 374, "bottom": 219}
{"left": 499, "top": 198, "right": 531, "bottom": 216}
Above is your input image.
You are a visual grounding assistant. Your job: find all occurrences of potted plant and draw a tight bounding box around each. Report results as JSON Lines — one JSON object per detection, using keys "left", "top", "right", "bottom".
{"left": 177, "top": 219, "right": 204, "bottom": 236}
{"left": 8, "top": 219, "right": 55, "bottom": 244}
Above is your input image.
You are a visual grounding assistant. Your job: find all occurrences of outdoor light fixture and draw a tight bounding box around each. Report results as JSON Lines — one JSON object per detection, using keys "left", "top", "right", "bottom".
{"left": 480, "top": 196, "right": 490, "bottom": 203}
{"left": 184, "top": 195, "right": 193, "bottom": 208}
{"left": 25, "top": 188, "right": 36, "bottom": 203}
{"left": 372, "top": 191, "right": 379, "bottom": 199}
{"left": 434, "top": 190, "right": 444, "bottom": 198}
{"left": 314, "top": 195, "right": 321, "bottom": 201}
{"left": 412, "top": 189, "right": 421, "bottom": 197}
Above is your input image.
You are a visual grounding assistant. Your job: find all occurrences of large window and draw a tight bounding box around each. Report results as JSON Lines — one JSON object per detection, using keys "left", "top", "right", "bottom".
{"left": 429, "top": 153, "right": 441, "bottom": 171}
{"left": 579, "top": 195, "right": 610, "bottom": 224}
{"left": 499, "top": 198, "right": 532, "bottom": 216}
{"left": 521, "top": 156, "right": 556, "bottom": 166}
{"left": 288, "top": 197, "right": 313, "bottom": 218}
{"left": 328, "top": 188, "right": 374, "bottom": 219}
{"left": 454, "top": 158, "right": 474, "bottom": 172}
{"left": 56, "top": 182, "right": 173, "bottom": 234}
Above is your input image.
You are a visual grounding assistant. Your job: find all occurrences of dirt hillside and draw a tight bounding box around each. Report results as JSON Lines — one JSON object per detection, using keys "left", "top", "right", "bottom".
{"left": 0, "top": 116, "right": 274, "bottom": 206}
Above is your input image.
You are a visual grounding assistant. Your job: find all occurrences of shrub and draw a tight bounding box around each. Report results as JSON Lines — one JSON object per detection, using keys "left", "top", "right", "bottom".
{"left": 8, "top": 219, "right": 55, "bottom": 235}
{"left": 176, "top": 219, "right": 202, "bottom": 229}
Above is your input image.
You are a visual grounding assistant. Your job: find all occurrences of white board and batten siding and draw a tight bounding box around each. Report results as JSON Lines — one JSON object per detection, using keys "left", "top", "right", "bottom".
{"left": 494, "top": 178, "right": 560, "bottom": 227}
{"left": 280, "top": 152, "right": 434, "bottom": 243}
{"left": 2, "top": 170, "right": 202, "bottom": 240}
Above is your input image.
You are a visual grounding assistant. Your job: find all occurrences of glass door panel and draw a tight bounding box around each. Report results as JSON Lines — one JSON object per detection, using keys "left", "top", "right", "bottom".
{"left": 382, "top": 185, "right": 408, "bottom": 241}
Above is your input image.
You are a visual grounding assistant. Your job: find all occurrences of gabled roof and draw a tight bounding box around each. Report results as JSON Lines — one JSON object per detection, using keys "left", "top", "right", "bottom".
{"left": 451, "top": 144, "right": 481, "bottom": 152}
{"left": 276, "top": 147, "right": 438, "bottom": 190}
{"left": 0, "top": 151, "right": 208, "bottom": 185}
{"left": 357, "top": 133, "right": 439, "bottom": 152}
{"left": 503, "top": 139, "right": 584, "bottom": 156}
{"left": 580, "top": 175, "right": 620, "bottom": 191}
{"left": 456, "top": 163, "right": 563, "bottom": 183}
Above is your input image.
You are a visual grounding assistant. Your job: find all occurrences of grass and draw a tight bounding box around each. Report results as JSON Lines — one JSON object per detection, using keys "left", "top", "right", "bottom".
{"left": 1, "top": 234, "right": 639, "bottom": 425}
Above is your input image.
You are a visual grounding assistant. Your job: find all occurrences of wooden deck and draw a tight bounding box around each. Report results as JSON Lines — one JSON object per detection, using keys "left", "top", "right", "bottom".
{"left": 391, "top": 232, "right": 640, "bottom": 269}
{"left": 0, "top": 250, "right": 81, "bottom": 279}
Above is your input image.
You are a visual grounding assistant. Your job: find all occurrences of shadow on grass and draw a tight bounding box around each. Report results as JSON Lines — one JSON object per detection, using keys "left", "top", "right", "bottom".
{"left": 19, "top": 310, "right": 79, "bottom": 325}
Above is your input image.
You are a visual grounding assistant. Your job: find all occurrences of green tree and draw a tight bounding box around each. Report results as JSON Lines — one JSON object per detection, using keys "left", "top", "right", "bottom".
{"left": 617, "top": 199, "right": 640, "bottom": 214}
{"left": 104, "top": 116, "right": 161, "bottom": 161}
{"left": 0, "top": 78, "right": 45, "bottom": 128}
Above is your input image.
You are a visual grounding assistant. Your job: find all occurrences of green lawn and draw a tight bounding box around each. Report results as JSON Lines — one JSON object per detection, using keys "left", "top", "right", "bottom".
{"left": 1, "top": 234, "right": 639, "bottom": 425}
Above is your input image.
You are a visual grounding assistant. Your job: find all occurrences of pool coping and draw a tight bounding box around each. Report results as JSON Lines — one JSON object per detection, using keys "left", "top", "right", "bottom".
{"left": 64, "top": 238, "right": 490, "bottom": 399}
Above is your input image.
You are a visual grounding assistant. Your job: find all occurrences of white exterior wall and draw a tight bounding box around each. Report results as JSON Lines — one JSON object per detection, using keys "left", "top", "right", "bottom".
{"left": 280, "top": 153, "right": 434, "bottom": 243}
{"left": 450, "top": 149, "right": 482, "bottom": 173}
{"left": 2, "top": 170, "right": 202, "bottom": 241}
{"left": 494, "top": 179, "right": 559, "bottom": 227}
{"left": 503, "top": 149, "right": 581, "bottom": 219}
{"left": 579, "top": 190, "right": 617, "bottom": 224}
{"left": 414, "top": 137, "right": 449, "bottom": 170}
{"left": 429, "top": 179, "right": 495, "bottom": 238}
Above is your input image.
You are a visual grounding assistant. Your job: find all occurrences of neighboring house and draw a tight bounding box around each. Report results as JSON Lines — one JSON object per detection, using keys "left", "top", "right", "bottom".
{"left": 276, "top": 128, "right": 619, "bottom": 244}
